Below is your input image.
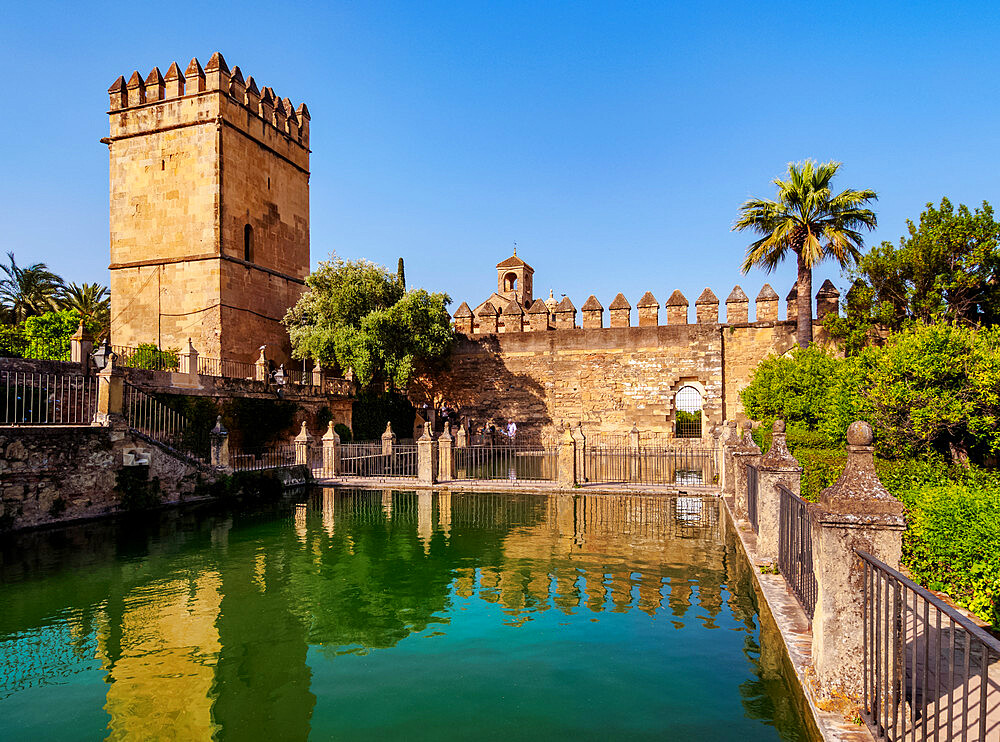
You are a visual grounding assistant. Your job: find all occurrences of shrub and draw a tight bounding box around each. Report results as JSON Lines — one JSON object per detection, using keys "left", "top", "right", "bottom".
{"left": 334, "top": 423, "right": 352, "bottom": 442}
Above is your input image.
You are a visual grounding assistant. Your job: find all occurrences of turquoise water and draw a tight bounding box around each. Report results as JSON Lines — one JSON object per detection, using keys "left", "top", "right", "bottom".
{"left": 0, "top": 490, "right": 810, "bottom": 740}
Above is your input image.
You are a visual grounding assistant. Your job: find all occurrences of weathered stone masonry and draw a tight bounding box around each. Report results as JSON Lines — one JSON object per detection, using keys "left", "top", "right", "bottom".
{"left": 421, "top": 255, "right": 837, "bottom": 442}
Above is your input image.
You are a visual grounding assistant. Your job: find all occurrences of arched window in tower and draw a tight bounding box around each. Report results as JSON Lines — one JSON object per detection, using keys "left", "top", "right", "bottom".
{"left": 674, "top": 385, "right": 702, "bottom": 438}
{"left": 503, "top": 272, "right": 518, "bottom": 292}
{"left": 244, "top": 224, "right": 254, "bottom": 263}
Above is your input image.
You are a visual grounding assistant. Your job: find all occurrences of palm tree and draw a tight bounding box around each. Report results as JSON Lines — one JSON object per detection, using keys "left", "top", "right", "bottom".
{"left": 0, "top": 252, "right": 64, "bottom": 323}
{"left": 59, "top": 282, "right": 111, "bottom": 337}
{"left": 734, "top": 161, "right": 877, "bottom": 347}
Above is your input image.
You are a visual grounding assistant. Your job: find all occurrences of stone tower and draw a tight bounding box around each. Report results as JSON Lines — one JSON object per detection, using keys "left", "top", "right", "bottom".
{"left": 495, "top": 252, "right": 533, "bottom": 310}
{"left": 104, "top": 53, "right": 310, "bottom": 364}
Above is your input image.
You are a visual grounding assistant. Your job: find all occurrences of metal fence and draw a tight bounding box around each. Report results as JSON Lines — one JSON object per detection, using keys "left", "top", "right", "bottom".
{"left": 112, "top": 345, "right": 180, "bottom": 372}
{"left": 339, "top": 442, "right": 419, "bottom": 479}
{"left": 123, "top": 381, "right": 192, "bottom": 452}
{"left": 584, "top": 445, "right": 717, "bottom": 486}
{"left": 196, "top": 356, "right": 257, "bottom": 380}
{"left": 230, "top": 445, "right": 297, "bottom": 472}
{"left": 778, "top": 484, "right": 817, "bottom": 620}
{"left": 747, "top": 462, "right": 759, "bottom": 532}
{"left": 2, "top": 370, "right": 97, "bottom": 425}
{"left": 454, "top": 444, "right": 558, "bottom": 482}
{"left": 858, "top": 549, "right": 1000, "bottom": 742}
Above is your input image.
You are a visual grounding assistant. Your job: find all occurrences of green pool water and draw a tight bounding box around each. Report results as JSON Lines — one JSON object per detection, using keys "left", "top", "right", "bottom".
{"left": 0, "top": 490, "right": 811, "bottom": 741}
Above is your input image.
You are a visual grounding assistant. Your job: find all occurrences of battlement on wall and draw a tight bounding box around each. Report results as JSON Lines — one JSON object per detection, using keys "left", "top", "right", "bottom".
{"left": 453, "top": 280, "right": 840, "bottom": 335}
{"left": 107, "top": 52, "right": 310, "bottom": 149}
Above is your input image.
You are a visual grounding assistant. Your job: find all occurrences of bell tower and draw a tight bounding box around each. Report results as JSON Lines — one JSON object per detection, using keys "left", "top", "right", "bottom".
{"left": 495, "top": 251, "right": 534, "bottom": 310}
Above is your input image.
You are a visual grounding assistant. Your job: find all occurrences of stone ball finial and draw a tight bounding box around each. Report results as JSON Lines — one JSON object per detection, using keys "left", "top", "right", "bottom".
{"left": 772, "top": 419, "right": 786, "bottom": 434}
{"left": 846, "top": 420, "right": 874, "bottom": 446}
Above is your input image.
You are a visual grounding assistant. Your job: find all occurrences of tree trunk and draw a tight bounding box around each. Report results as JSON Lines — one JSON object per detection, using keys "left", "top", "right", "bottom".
{"left": 796, "top": 253, "right": 813, "bottom": 347}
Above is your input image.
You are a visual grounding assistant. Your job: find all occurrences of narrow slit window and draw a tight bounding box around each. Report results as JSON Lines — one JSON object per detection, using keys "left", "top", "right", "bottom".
{"left": 244, "top": 224, "right": 254, "bottom": 262}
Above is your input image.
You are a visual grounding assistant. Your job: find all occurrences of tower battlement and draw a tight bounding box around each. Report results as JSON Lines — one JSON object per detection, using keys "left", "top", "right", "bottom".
{"left": 108, "top": 53, "right": 310, "bottom": 152}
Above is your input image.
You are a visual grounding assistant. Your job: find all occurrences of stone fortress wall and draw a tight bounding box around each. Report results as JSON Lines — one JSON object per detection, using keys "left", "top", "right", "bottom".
{"left": 417, "top": 255, "right": 839, "bottom": 443}
{"left": 105, "top": 53, "right": 310, "bottom": 366}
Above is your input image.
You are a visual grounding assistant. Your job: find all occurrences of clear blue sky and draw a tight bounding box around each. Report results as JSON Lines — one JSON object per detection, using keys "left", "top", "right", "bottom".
{"left": 3, "top": 1, "right": 999, "bottom": 316}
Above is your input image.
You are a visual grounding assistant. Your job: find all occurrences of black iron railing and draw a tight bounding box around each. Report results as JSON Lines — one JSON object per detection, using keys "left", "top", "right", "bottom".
{"left": 122, "top": 382, "right": 197, "bottom": 456}
{"left": 584, "top": 445, "right": 717, "bottom": 486}
{"left": 858, "top": 549, "right": 1000, "bottom": 741}
{"left": 339, "top": 442, "right": 418, "bottom": 479}
{"left": 230, "top": 445, "right": 297, "bottom": 472}
{"left": 746, "top": 463, "right": 759, "bottom": 532}
{"left": 453, "top": 444, "right": 557, "bottom": 482}
{"left": 778, "top": 484, "right": 817, "bottom": 619}
{"left": 2, "top": 370, "right": 97, "bottom": 425}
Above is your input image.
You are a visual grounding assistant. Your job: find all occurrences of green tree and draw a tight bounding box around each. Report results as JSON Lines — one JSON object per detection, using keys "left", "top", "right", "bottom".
{"left": 829, "top": 199, "right": 1000, "bottom": 340}
{"left": 740, "top": 345, "right": 845, "bottom": 428}
{"left": 283, "top": 254, "right": 453, "bottom": 389}
{"left": 21, "top": 309, "right": 102, "bottom": 360}
{"left": 59, "top": 282, "right": 111, "bottom": 337}
{"left": 0, "top": 252, "right": 64, "bottom": 323}
{"left": 734, "top": 161, "right": 878, "bottom": 347}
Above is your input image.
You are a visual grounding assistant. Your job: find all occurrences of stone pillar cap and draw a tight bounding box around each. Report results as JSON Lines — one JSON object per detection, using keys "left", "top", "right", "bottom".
{"left": 382, "top": 422, "right": 395, "bottom": 439}
{"left": 760, "top": 419, "right": 800, "bottom": 470}
{"left": 439, "top": 421, "right": 453, "bottom": 441}
{"left": 211, "top": 415, "right": 227, "bottom": 435}
{"left": 71, "top": 321, "right": 92, "bottom": 342}
{"left": 294, "top": 421, "right": 313, "bottom": 442}
{"left": 322, "top": 420, "right": 340, "bottom": 442}
{"left": 817, "top": 421, "right": 905, "bottom": 521}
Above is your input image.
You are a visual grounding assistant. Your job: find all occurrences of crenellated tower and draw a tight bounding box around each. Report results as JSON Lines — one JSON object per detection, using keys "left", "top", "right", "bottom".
{"left": 104, "top": 52, "right": 311, "bottom": 363}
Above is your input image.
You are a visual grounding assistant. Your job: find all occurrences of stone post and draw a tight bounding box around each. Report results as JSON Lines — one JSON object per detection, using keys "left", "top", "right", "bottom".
{"left": 417, "top": 427, "right": 438, "bottom": 484}
{"left": 438, "top": 422, "right": 454, "bottom": 482}
{"left": 254, "top": 346, "right": 268, "bottom": 382}
{"left": 311, "top": 360, "right": 323, "bottom": 387}
{"left": 809, "top": 421, "right": 905, "bottom": 699}
{"left": 210, "top": 415, "right": 230, "bottom": 470}
{"left": 70, "top": 321, "right": 93, "bottom": 368}
{"left": 179, "top": 337, "right": 199, "bottom": 376}
{"left": 455, "top": 422, "right": 468, "bottom": 448}
{"left": 322, "top": 421, "right": 341, "bottom": 476}
{"left": 721, "top": 419, "right": 739, "bottom": 495}
{"left": 381, "top": 422, "right": 396, "bottom": 456}
{"left": 732, "top": 427, "right": 763, "bottom": 521}
{"left": 557, "top": 426, "right": 576, "bottom": 487}
{"left": 94, "top": 364, "right": 124, "bottom": 425}
{"left": 629, "top": 424, "right": 641, "bottom": 480}
{"left": 755, "top": 420, "right": 801, "bottom": 562}
{"left": 294, "top": 421, "right": 314, "bottom": 467}
{"left": 572, "top": 422, "right": 587, "bottom": 482}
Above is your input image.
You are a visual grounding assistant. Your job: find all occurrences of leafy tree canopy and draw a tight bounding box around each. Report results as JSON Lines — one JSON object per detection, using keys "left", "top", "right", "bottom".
{"left": 826, "top": 198, "right": 1000, "bottom": 351}
{"left": 741, "top": 324, "right": 1000, "bottom": 461}
{"left": 283, "top": 254, "right": 453, "bottom": 389}
{"left": 734, "top": 160, "right": 877, "bottom": 347}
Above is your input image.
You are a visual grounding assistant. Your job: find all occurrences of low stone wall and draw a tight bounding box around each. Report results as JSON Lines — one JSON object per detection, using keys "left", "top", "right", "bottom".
{"left": 0, "top": 423, "right": 218, "bottom": 531}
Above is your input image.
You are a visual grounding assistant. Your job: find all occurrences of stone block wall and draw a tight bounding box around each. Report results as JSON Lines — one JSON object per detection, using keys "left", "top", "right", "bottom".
{"left": 419, "top": 282, "right": 839, "bottom": 441}
{"left": 0, "top": 424, "right": 215, "bottom": 531}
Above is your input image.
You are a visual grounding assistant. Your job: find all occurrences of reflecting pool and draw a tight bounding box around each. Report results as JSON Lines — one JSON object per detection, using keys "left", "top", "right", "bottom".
{"left": 0, "top": 490, "right": 811, "bottom": 741}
